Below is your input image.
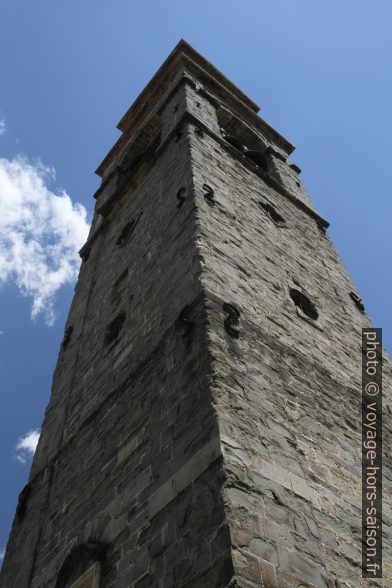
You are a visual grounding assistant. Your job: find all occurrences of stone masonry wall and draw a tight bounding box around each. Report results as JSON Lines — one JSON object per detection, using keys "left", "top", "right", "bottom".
{"left": 2, "top": 47, "right": 391, "bottom": 588}
{"left": 0, "top": 93, "right": 234, "bottom": 587}
{"left": 187, "top": 98, "right": 392, "bottom": 587}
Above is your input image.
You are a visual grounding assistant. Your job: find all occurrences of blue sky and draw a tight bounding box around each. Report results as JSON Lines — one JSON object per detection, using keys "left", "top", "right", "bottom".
{"left": 0, "top": 0, "right": 391, "bottom": 561}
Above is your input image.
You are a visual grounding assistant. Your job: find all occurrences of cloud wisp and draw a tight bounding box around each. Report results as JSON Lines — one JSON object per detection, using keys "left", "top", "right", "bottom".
{"left": 0, "top": 156, "right": 90, "bottom": 324}
{"left": 0, "top": 117, "right": 5, "bottom": 135}
{"left": 15, "top": 429, "right": 41, "bottom": 465}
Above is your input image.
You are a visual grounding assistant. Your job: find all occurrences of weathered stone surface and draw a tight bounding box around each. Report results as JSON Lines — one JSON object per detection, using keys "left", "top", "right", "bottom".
{"left": 1, "top": 40, "right": 391, "bottom": 588}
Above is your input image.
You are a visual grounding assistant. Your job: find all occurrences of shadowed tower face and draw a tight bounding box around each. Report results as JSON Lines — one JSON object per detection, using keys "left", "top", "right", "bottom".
{"left": 1, "top": 40, "right": 390, "bottom": 588}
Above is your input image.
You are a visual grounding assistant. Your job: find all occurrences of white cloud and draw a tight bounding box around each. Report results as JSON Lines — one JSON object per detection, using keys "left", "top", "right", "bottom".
{"left": 15, "top": 429, "right": 40, "bottom": 465}
{"left": 0, "top": 116, "right": 5, "bottom": 135}
{"left": 0, "top": 156, "right": 90, "bottom": 324}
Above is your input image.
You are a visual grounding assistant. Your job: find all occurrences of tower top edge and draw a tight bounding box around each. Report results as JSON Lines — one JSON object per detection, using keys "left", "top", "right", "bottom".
{"left": 95, "top": 39, "right": 295, "bottom": 178}
{"left": 119, "top": 39, "right": 261, "bottom": 130}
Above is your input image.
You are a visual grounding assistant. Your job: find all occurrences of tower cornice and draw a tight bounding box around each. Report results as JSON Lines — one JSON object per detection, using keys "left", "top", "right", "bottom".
{"left": 96, "top": 40, "right": 295, "bottom": 178}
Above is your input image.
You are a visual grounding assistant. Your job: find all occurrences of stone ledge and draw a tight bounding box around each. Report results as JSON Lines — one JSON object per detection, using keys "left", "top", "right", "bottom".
{"left": 148, "top": 435, "right": 222, "bottom": 519}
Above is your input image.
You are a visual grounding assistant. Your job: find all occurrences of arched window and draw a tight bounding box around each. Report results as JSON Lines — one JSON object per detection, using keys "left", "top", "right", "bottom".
{"left": 69, "top": 564, "right": 99, "bottom": 588}
{"left": 55, "top": 542, "right": 106, "bottom": 588}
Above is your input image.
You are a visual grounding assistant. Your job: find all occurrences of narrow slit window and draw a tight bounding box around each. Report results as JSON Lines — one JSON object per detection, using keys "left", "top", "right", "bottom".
{"left": 116, "top": 212, "right": 142, "bottom": 248}
{"left": 116, "top": 221, "right": 135, "bottom": 248}
{"left": 62, "top": 326, "right": 73, "bottom": 348}
{"left": 349, "top": 292, "right": 365, "bottom": 313}
{"left": 105, "top": 311, "right": 126, "bottom": 346}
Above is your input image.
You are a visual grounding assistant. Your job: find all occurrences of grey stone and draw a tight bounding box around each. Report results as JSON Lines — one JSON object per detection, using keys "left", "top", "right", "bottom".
{"left": 1, "top": 39, "right": 391, "bottom": 588}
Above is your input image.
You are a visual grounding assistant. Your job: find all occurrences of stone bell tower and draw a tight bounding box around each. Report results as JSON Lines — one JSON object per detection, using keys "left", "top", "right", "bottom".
{"left": 1, "top": 40, "right": 390, "bottom": 587}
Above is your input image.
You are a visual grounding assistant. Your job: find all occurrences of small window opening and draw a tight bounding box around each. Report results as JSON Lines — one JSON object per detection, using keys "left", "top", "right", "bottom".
{"left": 129, "top": 151, "right": 146, "bottom": 172}
{"left": 220, "top": 129, "right": 246, "bottom": 153}
{"left": 116, "top": 221, "right": 135, "bottom": 248}
{"left": 116, "top": 212, "right": 142, "bottom": 248}
{"left": 16, "top": 484, "right": 31, "bottom": 519}
{"left": 55, "top": 542, "right": 106, "bottom": 588}
{"left": 69, "top": 564, "right": 99, "bottom": 588}
{"left": 349, "top": 292, "right": 365, "bottom": 313}
{"left": 178, "top": 305, "right": 193, "bottom": 337}
{"left": 62, "top": 326, "right": 73, "bottom": 348}
{"left": 246, "top": 150, "right": 268, "bottom": 169}
{"left": 217, "top": 107, "right": 268, "bottom": 158}
{"left": 259, "top": 202, "right": 286, "bottom": 226}
{"left": 289, "top": 289, "right": 319, "bottom": 321}
{"left": 105, "top": 311, "right": 126, "bottom": 346}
